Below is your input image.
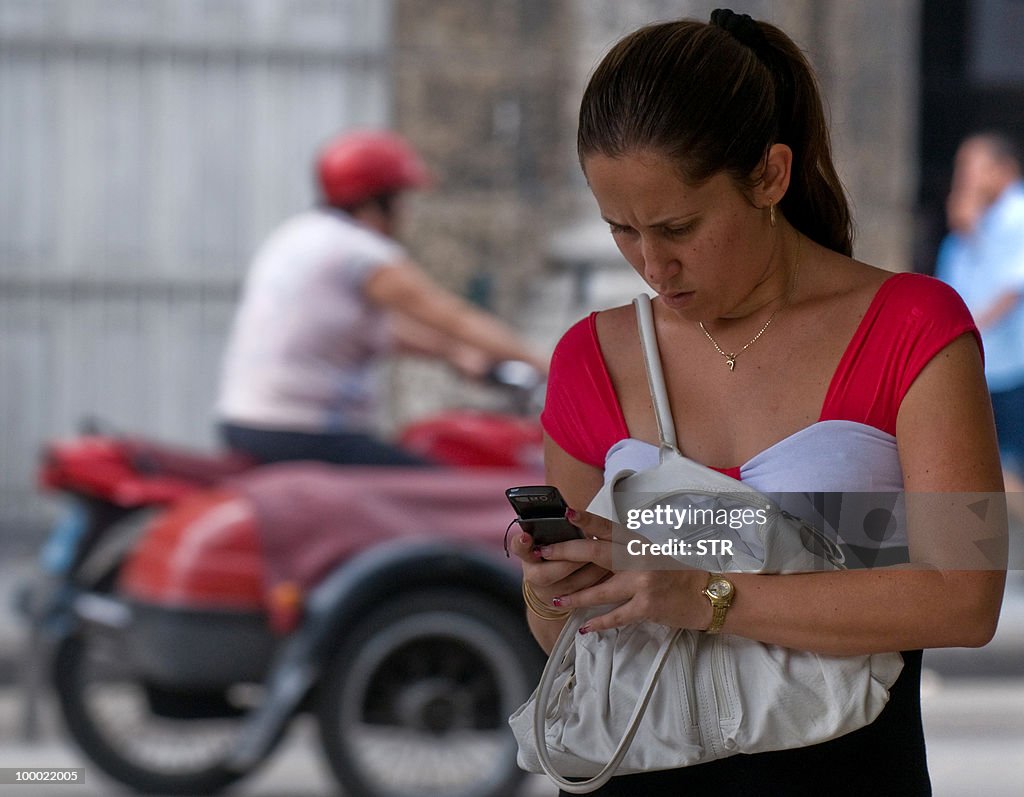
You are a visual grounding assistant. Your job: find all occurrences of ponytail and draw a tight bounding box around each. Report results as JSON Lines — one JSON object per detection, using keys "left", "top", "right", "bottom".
{"left": 760, "top": 23, "right": 853, "bottom": 256}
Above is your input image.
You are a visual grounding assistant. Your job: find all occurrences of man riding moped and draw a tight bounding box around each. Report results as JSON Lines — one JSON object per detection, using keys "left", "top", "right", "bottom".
{"left": 216, "top": 129, "right": 547, "bottom": 467}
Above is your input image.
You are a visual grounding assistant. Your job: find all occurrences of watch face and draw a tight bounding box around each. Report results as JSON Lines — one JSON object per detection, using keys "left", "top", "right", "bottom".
{"left": 707, "top": 579, "right": 734, "bottom": 600}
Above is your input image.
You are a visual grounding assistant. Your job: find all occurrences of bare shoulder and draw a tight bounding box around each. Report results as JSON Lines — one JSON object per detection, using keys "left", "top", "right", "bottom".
{"left": 799, "top": 246, "right": 896, "bottom": 312}
{"left": 591, "top": 302, "right": 649, "bottom": 400}
{"left": 591, "top": 301, "right": 654, "bottom": 368}
{"left": 592, "top": 303, "right": 640, "bottom": 342}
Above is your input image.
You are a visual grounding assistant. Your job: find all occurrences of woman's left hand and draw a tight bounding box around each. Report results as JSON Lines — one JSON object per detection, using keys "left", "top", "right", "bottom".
{"left": 540, "top": 509, "right": 712, "bottom": 633}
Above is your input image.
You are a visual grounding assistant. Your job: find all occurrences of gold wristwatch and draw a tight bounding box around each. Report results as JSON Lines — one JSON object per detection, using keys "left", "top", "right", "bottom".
{"left": 702, "top": 574, "right": 735, "bottom": 634}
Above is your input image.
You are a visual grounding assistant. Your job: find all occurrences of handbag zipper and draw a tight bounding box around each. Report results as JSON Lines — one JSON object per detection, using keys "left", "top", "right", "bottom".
{"left": 676, "top": 631, "right": 701, "bottom": 736}
{"left": 710, "top": 634, "right": 737, "bottom": 724}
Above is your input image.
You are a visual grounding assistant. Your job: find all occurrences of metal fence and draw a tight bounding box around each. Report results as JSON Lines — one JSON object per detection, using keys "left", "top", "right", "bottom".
{"left": 0, "top": 0, "right": 393, "bottom": 539}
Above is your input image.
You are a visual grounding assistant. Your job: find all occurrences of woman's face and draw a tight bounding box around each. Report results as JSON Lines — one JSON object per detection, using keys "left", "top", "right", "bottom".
{"left": 583, "top": 150, "right": 779, "bottom": 322}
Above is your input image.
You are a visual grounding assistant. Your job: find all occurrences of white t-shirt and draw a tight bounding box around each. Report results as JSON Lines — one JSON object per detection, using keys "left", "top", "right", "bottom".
{"left": 217, "top": 208, "right": 405, "bottom": 432}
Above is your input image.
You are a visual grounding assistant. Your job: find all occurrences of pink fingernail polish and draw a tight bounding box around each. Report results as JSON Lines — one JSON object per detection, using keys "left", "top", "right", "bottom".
{"left": 566, "top": 508, "right": 579, "bottom": 522}
{"left": 552, "top": 596, "right": 564, "bottom": 607}
{"left": 578, "top": 625, "right": 591, "bottom": 636}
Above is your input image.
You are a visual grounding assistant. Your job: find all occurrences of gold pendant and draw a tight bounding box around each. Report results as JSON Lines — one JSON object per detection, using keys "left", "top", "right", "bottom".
{"left": 726, "top": 355, "right": 736, "bottom": 371}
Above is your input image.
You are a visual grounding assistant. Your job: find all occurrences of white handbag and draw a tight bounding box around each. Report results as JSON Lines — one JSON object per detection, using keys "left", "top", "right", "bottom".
{"left": 509, "top": 294, "right": 904, "bottom": 794}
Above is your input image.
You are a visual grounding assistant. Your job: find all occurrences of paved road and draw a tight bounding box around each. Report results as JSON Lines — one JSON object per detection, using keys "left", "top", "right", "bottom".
{"left": 0, "top": 705, "right": 552, "bottom": 796}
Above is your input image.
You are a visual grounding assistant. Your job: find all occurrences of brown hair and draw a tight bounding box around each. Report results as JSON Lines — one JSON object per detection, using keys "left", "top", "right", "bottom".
{"left": 577, "top": 17, "right": 854, "bottom": 256}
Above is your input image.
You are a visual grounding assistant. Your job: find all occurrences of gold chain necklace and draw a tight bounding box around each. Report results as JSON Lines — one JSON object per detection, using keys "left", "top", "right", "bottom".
{"left": 698, "top": 233, "right": 802, "bottom": 372}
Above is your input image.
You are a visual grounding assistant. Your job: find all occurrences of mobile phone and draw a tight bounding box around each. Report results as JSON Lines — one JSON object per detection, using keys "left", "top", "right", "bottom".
{"left": 505, "top": 485, "right": 583, "bottom": 546}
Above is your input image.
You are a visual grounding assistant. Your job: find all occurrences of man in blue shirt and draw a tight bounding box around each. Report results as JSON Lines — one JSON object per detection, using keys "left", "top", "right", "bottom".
{"left": 936, "top": 132, "right": 1024, "bottom": 505}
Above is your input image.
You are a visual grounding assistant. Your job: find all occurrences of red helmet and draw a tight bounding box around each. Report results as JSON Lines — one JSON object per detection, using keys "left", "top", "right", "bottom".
{"left": 315, "top": 130, "right": 432, "bottom": 207}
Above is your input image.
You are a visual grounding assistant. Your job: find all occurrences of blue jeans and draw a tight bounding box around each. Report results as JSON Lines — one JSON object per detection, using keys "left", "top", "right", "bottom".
{"left": 219, "top": 422, "right": 433, "bottom": 467}
{"left": 990, "top": 383, "right": 1024, "bottom": 472}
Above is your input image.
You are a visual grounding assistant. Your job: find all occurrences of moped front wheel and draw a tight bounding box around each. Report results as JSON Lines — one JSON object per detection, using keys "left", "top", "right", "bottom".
{"left": 316, "top": 587, "right": 543, "bottom": 797}
{"left": 54, "top": 626, "right": 252, "bottom": 795}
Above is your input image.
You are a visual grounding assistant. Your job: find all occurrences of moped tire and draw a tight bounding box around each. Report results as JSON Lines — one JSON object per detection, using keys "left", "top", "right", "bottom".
{"left": 316, "top": 587, "right": 543, "bottom": 797}
{"left": 53, "top": 630, "right": 251, "bottom": 795}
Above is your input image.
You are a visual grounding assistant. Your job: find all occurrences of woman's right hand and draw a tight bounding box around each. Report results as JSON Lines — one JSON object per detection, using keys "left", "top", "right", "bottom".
{"left": 509, "top": 529, "right": 610, "bottom": 591}
{"left": 506, "top": 529, "right": 610, "bottom": 650}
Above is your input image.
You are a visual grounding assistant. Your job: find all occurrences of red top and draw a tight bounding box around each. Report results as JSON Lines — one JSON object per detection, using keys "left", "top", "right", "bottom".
{"left": 541, "top": 273, "right": 979, "bottom": 473}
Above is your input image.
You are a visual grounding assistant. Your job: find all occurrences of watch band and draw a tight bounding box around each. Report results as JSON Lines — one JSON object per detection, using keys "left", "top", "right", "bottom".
{"left": 703, "top": 574, "right": 734, "bottom": 634}
{"left": 706, "top": 601, "right": 730, "bottom": 634}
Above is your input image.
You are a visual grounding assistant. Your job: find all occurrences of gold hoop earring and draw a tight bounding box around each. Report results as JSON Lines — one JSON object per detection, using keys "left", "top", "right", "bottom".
{"left": 769, "top": 202, "right": 777, "bottom": 228}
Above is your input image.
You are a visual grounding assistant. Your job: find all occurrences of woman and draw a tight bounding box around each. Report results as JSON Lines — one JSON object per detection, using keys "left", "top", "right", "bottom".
{"left": 508, "top": 10, "right": 1006, "bottom": 795}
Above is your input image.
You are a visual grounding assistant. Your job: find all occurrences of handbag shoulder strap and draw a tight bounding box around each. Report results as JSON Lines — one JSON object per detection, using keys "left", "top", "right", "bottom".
{"left": 632, "top": 294, "right": 679, "bottom": 454}
{"left": 534, "top": 611, "right": 682, "bottom": 794}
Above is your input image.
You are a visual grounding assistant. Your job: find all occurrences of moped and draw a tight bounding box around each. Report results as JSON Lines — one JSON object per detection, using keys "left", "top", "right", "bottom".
{"left": 19, "top": 363, "right": 547, "bottom": 797}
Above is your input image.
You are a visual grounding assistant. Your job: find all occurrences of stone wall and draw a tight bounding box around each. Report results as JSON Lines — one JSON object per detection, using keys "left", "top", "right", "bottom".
{"left": 392, "top": 0, "right": 575, "bottom": 317}
{"left": 387, "top": 0, "right": 577, "bottom": 423}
